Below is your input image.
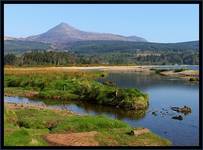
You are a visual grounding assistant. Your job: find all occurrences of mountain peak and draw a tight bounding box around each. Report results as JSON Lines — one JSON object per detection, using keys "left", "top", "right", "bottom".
{"left": 42, "top": 22, "right": 80, "bottom": 36}
{"left": 57, "top": 22, "right": 73, "bottom": 28}
{"left": 26, "top": 22, "right": 147, "bottom": 43}
{"left": 59, "top": 22, "right": 68, "bottom": 25}
{"left": 53, "top": 22, "right": 78, "bottom": 31}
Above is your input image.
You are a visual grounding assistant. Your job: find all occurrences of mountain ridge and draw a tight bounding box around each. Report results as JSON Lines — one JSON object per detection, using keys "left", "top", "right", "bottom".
{"left": 4, "top": 22, "right": 199, "bottom": 55}
{"left": 11, "top": 22, "right": 148, "bottom": 44}
{"left": 4, "top": 39, "right": 198, "bottom": 55}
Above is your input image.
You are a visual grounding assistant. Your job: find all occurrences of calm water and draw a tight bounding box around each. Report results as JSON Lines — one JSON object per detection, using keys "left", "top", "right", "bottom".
{"left": 150, "top": 65, "right": 199, "bottom": 70}
{"left": 4, "top": 72, "right": 199, "bottom": 146}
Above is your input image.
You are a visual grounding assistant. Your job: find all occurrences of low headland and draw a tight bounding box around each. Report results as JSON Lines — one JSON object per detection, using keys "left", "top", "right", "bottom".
{"left": 156, "top": 69, "right": 199, "bottom": 81}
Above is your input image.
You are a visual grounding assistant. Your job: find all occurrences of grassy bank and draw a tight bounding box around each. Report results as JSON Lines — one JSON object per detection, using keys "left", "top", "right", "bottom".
{"left": 4, "top": 68, "right": 148, "bottom": 110}
{"left": 4, "top": 103, "right": 171, "bottom": 146}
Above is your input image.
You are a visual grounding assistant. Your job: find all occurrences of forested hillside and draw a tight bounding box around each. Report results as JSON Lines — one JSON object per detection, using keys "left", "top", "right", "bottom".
{"left": 67, "top": 40, "right": 199, "bottom": 53}
{"left": 4, "top": 38, "right": 199, "bottom": 66}
{"left": 4, "top": 40, "right": 199, "bottom": 54}
{"left": 4, "top": 40, "right": 52, "bottom": 54}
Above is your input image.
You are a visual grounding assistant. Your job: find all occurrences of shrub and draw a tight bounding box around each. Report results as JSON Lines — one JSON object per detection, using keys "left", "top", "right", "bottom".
{"left": 189, "top": 78, "right": 198, "bottom": 81}
{"left": 174, "top": 68, "right": 187, "bottom": 72}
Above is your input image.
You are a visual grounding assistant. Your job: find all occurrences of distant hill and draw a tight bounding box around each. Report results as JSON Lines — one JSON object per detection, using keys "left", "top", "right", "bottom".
{"left": 4, "top": 40, "right": 52, "bottom": 54}
{"left": 66, "top": 40, "right": 199, "bottom": 53}
{"left": 3, "top": 22, "right": 198, "bottom": 55}
{"left": 4, "top": 36, "right": 18, "bottom": 40}
{"left": 25, "top": 22, "right": 147, "bottom": 44}
{"left": 4, "top": 39, "right": 198, "bottom": 55}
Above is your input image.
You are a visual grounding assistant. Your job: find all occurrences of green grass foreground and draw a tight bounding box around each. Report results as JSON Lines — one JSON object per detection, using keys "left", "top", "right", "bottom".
{"left": 4, "top": 103, "right": 171, "bottom": 146}
{"left": 4, "top": 72, "right": 148, "bottom": 110}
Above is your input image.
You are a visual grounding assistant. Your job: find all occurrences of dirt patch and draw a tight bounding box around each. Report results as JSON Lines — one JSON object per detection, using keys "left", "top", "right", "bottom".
{"left": 25, "top": 91, "right": 39, "bottom": 98}
{"left": 44, "top": 131, "right": 99, "bottom": 146}
{"left": 5, "top": 103, "right": 46, "bottom": 110}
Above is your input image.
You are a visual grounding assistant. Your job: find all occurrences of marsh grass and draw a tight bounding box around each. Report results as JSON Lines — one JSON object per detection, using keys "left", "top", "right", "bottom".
{"left": 4, "top": 69, "right": 148, "bottom": 110}
{"left": 4, "top": 105, "right": 171, "bottom": 146}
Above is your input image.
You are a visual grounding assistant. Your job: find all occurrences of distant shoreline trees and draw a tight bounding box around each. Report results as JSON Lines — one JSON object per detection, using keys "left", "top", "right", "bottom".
{"left": 4, "top": 50, "right": 199, "bottom": 66}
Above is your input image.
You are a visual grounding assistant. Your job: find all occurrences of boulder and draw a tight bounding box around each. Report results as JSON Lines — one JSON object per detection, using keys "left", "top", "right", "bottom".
{"left": 171, "top": 106, "right": 192, "bottom": 115}
{"left": 129, "top": 128, "right": 150, "bottom": 136}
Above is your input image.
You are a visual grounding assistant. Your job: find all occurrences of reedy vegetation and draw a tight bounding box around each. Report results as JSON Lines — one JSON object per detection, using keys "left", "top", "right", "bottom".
{"left": 4, "top": 69, "right": 148, "bottom": 110}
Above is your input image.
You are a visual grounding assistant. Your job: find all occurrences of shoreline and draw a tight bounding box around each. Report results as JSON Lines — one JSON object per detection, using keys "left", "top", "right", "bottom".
{"left": 158, "top": 70, "right": 199, "bottom": 81}
{"left": 4, "top": 102, "right": 77, "bottom": 115}
{"left": 5, "top": 65, "right": 199, "bottom": 71}
{"left": 4, "top": 65, "right": 154, "bottom": 72}
{"left": 4, "top": 102, "right": 171, "bottom": 146}
{"left": 5, "top": 65, "right": 199, "bottom": 81}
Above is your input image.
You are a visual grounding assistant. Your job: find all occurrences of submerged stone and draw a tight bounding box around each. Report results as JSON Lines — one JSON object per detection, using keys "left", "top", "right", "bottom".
{"left": 152, "top": 111, "right": 157, "bottom": 116}
{"left": 171, "top": 115, "right": 183, "bottom": 120}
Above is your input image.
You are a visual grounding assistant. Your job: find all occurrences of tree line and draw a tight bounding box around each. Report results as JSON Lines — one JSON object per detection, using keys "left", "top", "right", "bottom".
{"left": 4, "top": 50, "right": 199, "bottom": 66}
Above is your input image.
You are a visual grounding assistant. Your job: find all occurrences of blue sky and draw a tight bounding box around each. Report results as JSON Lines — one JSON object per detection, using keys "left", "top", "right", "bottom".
{"left": 4, "top": 4, "right": 199, "bottom": 43}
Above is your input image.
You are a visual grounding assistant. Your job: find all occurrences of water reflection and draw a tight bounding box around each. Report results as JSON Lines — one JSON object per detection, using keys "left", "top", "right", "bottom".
{"left": 97, "top": 72, "right": 198, "bottom": 90}
{"left": 68, "top": 101, "right": 147, "bottom": 120}
{"left": 4, "top": 72, "right": 199, "bottom": 146}
{"left": 37, "top": 98, "right": 147, "bottom": 120}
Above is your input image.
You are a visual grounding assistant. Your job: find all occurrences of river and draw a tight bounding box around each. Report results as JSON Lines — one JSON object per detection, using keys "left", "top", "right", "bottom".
{"left": 4, "top": 72, "right": 199, "bottom": 146}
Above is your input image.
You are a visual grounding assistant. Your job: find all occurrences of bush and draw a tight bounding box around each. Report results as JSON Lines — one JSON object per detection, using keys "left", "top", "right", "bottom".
{"left": 174, "top": 68, "right": 187, "bottom": 72}
{"left": 155, "top": 69, "right": 168, "bottom": 74}
{"left": 189, "top": 78, "right": 198, "bottom": 81}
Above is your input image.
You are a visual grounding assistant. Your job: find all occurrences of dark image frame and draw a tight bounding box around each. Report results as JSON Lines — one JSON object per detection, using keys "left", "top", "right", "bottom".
{"left": 0, "top": 0, "right": 202, "bottom": 149}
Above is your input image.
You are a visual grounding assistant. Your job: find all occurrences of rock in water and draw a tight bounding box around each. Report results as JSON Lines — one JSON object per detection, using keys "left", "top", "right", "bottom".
{"left": 152, "top": 111, "right": 157, "bottom": 116}
{"left": 171, "top": 106, "right": 192, "bottom": 115}
{"left": 179, "top": 106, "right": 192, "bottom": 114}
{"left": 172, "top": 115, "right": 183, "bottom": 120}
{"left": 171, "top": 107, "right": 180, "bottom": 112}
